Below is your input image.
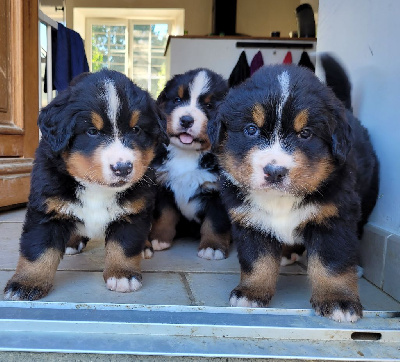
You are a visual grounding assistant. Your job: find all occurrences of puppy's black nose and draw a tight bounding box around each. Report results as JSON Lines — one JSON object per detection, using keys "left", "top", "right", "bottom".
{"left": 110, "top": 161, "right": 133, "bottom": 177}
{"left": 180, "top": 115, "right": 194, "bottom": 129}
{"left": 263, "top": 164, "right": 288, "bottom": 183}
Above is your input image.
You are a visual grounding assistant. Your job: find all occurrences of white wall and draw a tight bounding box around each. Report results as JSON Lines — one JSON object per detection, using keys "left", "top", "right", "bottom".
{"left": 168, "top": 38, "right": 316, "bottom": 79}
{"left": 316, "top": 0, "right": 400, "bottom": 235}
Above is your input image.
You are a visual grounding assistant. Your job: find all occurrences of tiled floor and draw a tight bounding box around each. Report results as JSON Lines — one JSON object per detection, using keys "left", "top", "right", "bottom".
{"left": 1, "top": 207, "right": 400, "bottom": 312}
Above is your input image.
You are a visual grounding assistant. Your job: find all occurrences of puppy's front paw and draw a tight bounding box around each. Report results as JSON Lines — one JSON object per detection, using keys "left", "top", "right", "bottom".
{"left": 105, "top": 275, "right": 142, "bottom": 293}
{"left": 4, "top": 279, "right": 52, "bottom": 301}
{"left": 229, "top": 287, "right": 272, "bottom": 308}
{"left": 311, "top": 299, "right": 363, "bottom": 322}
{"left": 151, "top": 239, "right": 172, "bottom": 251}
{"left": 142, "top": 240, "right": 154, "bottom": 259}
{"left": 65, "top": 241, "right": 86, "bottom": 255}
{"left": 65, "top": 236, "right": 88, "bottom": 255}
{"left": 198, "top": 247, "right": 225, "bottom": 260}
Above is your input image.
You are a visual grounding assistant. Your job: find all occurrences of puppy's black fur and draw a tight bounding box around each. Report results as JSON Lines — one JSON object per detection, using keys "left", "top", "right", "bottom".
{"left": 4, "top": 69, "right": 167, "bottom": 300}
{"left": 213, "top": 56, "right": 379, "bottom": 322}
{"left": 149, "top": 68, "right": 231, "bottom": 260}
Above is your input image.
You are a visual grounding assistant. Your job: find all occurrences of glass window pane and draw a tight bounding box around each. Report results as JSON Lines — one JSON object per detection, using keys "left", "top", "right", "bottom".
{"left": 131, "top": 23, "right": 168, "bottom": 96}
{"left": 92, "top": 24, "right": 126, "bottom": 74}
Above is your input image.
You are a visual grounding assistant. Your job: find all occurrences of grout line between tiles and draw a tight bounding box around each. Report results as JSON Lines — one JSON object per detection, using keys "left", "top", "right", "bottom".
{"left": 178, "top": 272, "right": 197, "bottom": 306}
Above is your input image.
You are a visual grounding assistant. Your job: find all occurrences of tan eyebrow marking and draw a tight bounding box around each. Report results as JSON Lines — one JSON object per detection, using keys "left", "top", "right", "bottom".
{"left": 178, "top": 85, "right": 184, "bottom": 99}
{"left": 252, "top": 103, "right": 265, "bottom": 127}
{"left": 204, "top": 94, "right": 212, "bottom": 104}
{"left": 130, "top": 110, "right": 140, "bottom": 128}
{"left": 294, "top": 109, "right": 309, "bottom": 132}
{"left": 91, "top": 112, "right": 104, "bottom": 130}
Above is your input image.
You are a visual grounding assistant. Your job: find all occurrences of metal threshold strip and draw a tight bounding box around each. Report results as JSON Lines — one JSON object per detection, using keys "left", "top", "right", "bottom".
{"left": 0, "top": 301, "right": 399, "bottom": 361}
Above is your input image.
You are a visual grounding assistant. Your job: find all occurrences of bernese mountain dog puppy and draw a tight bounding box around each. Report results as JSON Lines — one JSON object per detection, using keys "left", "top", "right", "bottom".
{"left": 148, "top": 68, "right": 231, "bottom": 260}
{"left": 212, "top": 56, "right": 379, "bottom": 322}
{"left": 4, "top": 69, "right": 167, "bottom": 300}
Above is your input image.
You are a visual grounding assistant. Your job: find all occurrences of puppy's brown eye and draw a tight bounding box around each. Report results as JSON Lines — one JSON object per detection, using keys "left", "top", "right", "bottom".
{"left": 132, "top": 126, "right": 141, "bottom": 135}
{"left": 174, "top": 97, "right": 181, "bottom": 104}
{"left": 298, "top": 128, "right": 312, "bottom": 139}
{"left": 244, "top": 124, "right": 259, "bottom": 137}
{"left": 86, "top": 128, "right": 99, "bottom": 137}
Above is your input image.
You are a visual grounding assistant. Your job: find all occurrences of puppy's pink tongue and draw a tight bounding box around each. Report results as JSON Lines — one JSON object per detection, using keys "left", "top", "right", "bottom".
{"left": 179, "top": 133, "right": 194, "bottom": 144}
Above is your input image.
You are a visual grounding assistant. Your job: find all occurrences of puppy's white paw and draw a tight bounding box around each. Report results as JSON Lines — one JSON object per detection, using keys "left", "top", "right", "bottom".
{"left": 151, "top": 239, "right": 171, "bottom": 251}
{"left": 65, "top": 241, "right": 85, "bottom": 255}
{"left": 330, "top": 309, "right": 360, "bottom": 323}
{"left": 106, "top": 277, "right": 142, "bottom": 293}
{"left": 230, "top": 294, "right": 260, "bottom": 308}
{"left": 198, "top": 247, "right": 225, "bottom": 260}
{"left": 142, "top": 248, "right": 154, "bottom": 259}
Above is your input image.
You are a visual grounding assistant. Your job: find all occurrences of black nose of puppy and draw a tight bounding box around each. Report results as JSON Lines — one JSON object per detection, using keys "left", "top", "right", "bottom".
{"left": 180, "top": 115, "right": 194, "bottom": 129}
{"left": 110, "top": 161, "right": 133, "bottom": 177}
{"left": 263, "top": 164, "right": 288, "bottom": 183}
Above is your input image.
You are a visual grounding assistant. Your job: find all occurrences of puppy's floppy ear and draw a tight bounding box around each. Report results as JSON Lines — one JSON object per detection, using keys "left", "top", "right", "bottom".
{"left": 208, "top": 114, "right": 227, "bottom": 153}
{"left": 156, "top": 88, "right": 167, "bottom": 106}
{"left": 38, "top": 88, "right": 75, "bottom": 153}
{"left": 154, "top": 105, "right": 169, "bottom": 146}
{"left": 331, "top": 108, "right": 352, "bottom": 166}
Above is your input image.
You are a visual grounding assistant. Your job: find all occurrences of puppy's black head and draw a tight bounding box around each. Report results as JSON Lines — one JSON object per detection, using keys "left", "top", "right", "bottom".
{"left": 38, "top": 69, "right": 168, "bottom": 189}
{"left": 157, "top": 68, "right": 227, "bottom": 152}
{"left": 215, "top": 65, "right": 352, "bottom": 196}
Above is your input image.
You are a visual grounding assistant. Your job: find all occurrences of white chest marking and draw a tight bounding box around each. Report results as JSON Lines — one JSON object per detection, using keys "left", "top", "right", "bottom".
{"left": 66, "top": 184, "right": 126, "bottom": 240}
{"left": 233, "top": 189, "right": 318, "bottom": 244}
{"left": 157, "top": 145, "right": 217, "bottom": 221}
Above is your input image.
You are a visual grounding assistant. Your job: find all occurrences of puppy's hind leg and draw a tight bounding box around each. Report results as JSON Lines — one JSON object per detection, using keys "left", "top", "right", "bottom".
{"left": 65, "top": 228, "right": 89, "bottom": 255}
{"left": 198, "top": 194, "right": 231, "bottom": 260}
{"left": 150, "top": 189, "right": 180, "bottom": 251}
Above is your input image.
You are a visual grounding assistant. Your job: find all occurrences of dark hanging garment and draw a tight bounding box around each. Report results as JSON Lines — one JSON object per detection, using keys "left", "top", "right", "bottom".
{"left": 54, "top": 23, "right": 89, "bottom": 92}
{"left": 229, "top": 51, "right": 250, "bottom": 87}
{"left": 298, "top": 51, "right": 315, "bottom": 72}
{"left": 250, "top": 51, "right": 264, "bottom": 76}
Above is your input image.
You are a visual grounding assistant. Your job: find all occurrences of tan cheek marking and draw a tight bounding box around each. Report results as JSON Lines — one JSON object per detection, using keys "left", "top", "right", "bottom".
{"left": 308, "top": 256, "right": 360, "bottom": 303}
{"left": 150, "top": 206, "right": 180, "bottom": 243}
{"left": 289, "top": 151, "right": 333, "bottom": 193}
{"left": 178, "top": 85, "right": 184, "bottom": 99}
{"left": 199, "top": 218, "right": 231, "bottom": 254}
{"left": 92, "top": 112, "right": 104, "bottom": 130}
{"left": 130, "top": 147, "right": 156, "bottom": 184}
{"left": 220, "top": 149, "right": 255, "bottom": 187}
{"left": 252, "top": 103, "right": 265, "bottom": 128}
{"left": 293, "top": 109, "right": 309, "bottom": 133}
{"left": 204, "top": 94, "right": 212, "bottom": 104}
{"left": 65, "top": 150, "right": 104, "bottom": 184}
{"left": 130, "top": 110, "right": 140, "bottom": 128}
{"left": 239, "top": 254, "right": 280, "bottom": 301}
{"left": 103, "top": 241, "right": 142, "bottom": 281}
